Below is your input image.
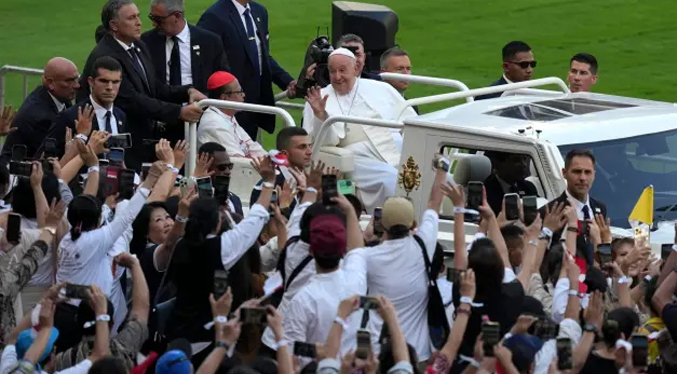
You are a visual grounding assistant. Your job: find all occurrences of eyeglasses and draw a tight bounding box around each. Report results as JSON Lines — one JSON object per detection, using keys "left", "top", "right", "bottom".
{"left": 148, "top": 12, "right": 181, "bottom": 24}
{"left": 510, "top": 60, "right": 537, "bottom": 69}
{"left": 216, "top": 163, "right": 234, "bottom": 171}
{"left": 224, "top": 90, "right": 245, "bottom": 96}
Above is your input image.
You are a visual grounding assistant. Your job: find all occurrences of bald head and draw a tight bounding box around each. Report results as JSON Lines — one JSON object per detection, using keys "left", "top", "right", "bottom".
{"left": 328, "top": 53, "right": 358, "bottom": 96}
{"left": 43, "top": 57, "right": 80, "bottom": 102}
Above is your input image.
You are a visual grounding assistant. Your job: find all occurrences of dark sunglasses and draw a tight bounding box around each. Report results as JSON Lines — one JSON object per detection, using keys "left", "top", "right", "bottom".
{"left": 510, "top": 60, "right": 537, "bottom": 69}
{"left": 148, "top": 12, "right": 181, "bottom": 23}
{"left": 217, "top": 163, "right": 234, "bottom": 171}
{"left": 224, "top": 90, "right": 245, "bottom": 96}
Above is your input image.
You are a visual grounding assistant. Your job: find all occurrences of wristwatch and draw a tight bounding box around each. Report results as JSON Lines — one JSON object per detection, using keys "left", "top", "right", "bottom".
{"left": 583, "top": 324, "right": 598, "bottom": 334}
{"left": 214, "top": 341, "right": 230, "bottom": 350}
{"left": 43, "top": 226, "right": 57, "bottom": 236}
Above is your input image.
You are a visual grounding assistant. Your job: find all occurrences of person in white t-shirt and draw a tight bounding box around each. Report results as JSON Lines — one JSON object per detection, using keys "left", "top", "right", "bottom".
{"left": 283, "top": 193, "right": 367, "bottom": 356}
{"left": 197, "top": 71, "right": 266, "bottom": 158}
{"left": 363, "top": 166, "right": 447, "bottom": 362}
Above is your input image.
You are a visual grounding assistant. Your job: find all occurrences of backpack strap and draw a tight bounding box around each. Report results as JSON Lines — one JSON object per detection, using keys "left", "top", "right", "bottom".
{"left": 284, "top": 255, "right": 312, "bottom": 291}
{"left": 277, "top": 235, "right": 301, "bottom": 281}
{"left": 413, "top": 235, "right": 434, "bottom": 282}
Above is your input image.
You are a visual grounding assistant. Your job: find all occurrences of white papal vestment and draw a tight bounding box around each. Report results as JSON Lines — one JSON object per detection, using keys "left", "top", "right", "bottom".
{"left": 302, "top": 78, "right": 417, "bottom": 212}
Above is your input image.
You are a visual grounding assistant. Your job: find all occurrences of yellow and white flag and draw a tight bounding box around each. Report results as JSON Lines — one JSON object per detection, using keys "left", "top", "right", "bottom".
{"left": 629, "top": 185, "right": 653, "bottom": 244}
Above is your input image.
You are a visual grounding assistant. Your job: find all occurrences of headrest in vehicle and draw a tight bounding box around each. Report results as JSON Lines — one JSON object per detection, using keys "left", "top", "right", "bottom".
{"left": 453, "top": 155, "right": 492, "bottom": 185}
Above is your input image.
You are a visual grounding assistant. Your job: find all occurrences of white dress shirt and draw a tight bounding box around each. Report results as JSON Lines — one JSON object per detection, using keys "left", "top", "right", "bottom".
{"left": 197, "top": 107, "right": 266, "bottom": 158}
{"left": 218, "top": 203, "right": 270, "bottom": 270}
{"left": 231, "top": 0, "right": 262, "bottom": 75}
{"left": 89, "top": 95, "right": 119, "bottom": 134}
{"left": 165, "top": 22, "right": 193, "bottom": 85}
{"left": 261, "top": 201, "right": 314, "bottom": 349}
{"left": 48, "top": 92, "right": 66, "bottom": 113}
{"left": 283, "top": 248, "right": 368, "bottom": 356}
{"left": 114, "top": 37, "right": 148, "bottom": 78}
{"left": 56, "top": 188, "right": 150, "bottom": 300}
{"left": 363, "top": 209, "right": 440, "bottom": 361}
{"left": 565, "top": 189, "right": 593, "bottom": 220}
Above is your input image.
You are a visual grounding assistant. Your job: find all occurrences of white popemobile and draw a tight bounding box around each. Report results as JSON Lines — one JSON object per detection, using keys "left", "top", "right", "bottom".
{"left": 193, "top": 75, "right": 677, "bottom": 256}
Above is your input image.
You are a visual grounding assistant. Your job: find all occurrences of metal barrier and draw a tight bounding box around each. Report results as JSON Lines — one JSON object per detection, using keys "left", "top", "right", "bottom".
{"left": 0, "top": 65, "right": 44, "bottom": 108}
{"left": 274, "top": 92, "right": 305, "bottom": 111}
{"left": 310, "top": 115, "right": 403, "bottom": 160}
{"left": 379, "top": 72, "right": 474, "bottom": 103}
{"left": 394, "top": 77, "right": 571, "bottom": 118}
{"left": 186, "top": 99, "right": 296, "bottom": 175}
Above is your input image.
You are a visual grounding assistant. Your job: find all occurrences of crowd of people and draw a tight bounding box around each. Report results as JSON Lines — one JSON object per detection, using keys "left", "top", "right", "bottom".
{"left": 0, "top": 1, "right": 671, "bottom": 374}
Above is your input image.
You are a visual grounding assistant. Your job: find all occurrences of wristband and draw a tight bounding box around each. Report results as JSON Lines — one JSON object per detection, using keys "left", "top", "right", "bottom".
{"left": 567, "top": 226, "right": 579, "bottom": 233}
{"left": 175, "top": 215, "right": 188, "bottom": 223}
{"left": 617, "top": 275, "right": 631, "bottom": 284}
{"left": 453, "top": 207, "right": 479, "bottom": 215}
{"left": 75, "top": 134, "right": 89, "bottom": 143}
{"left": 460, "top": 296, "right": 484, "bottom": 307}
{"left": 262, "top": 181, "right": 275, "bottom": 189}
{"left": 88, "top": 166, "right": 100, "bottom": 173}
{"left": 568, "top": 289, "right": 579, "bottom": 297}
{"left": 272, "top": 339, "right": 289, "bottom": 349}
{"left": 644, "top": 275, "right": 653, "bottom": 282}
{"left": 204, "top": 315, "right": 228, "bottom": 330}
{"left": 334, "top": 316, "right": 349, "bottom": 330}
{"left": 615, "top": 339, "right": 632, "bottom": 352}
{"left": 459, "top": 355, "right": 481, "bottom": 368}
{"left": 305, "top": 187, "right": 318, "bottom": 194}
{"left": 96, "top": 314, "right": 111, "bottom": 322}
{"left": 541, "top": 227, "right": 553, "bottom": 237}
{"left": 527, "top": 239, "right": 538, "bottom": 247}
{"left": 31, "top": 304, "right": 42, "bottom": 327}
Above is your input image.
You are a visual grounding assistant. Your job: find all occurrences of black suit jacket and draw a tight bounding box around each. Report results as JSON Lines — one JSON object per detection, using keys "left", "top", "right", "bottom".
{"left": 43, "top": 98, "right": 127, "bottom": 157}
{"left": 77, "top": 33, "right": 191, "bottom": 168}
{"left": 475, "top": 76, "right": 508, "bottom": 100}
{"left": 542, "top": 192, "right": 608, "bottom": 265}
{"left": 198, "top": 0, "right": 293, "bottom": 137}
{"left": 2, "top": 86, "right": 71, "bottom": 161}
{"left": 141, "top": 24, "right": 230, "bottom": 94}
{"left": 484, "top": 174, "right": 539, "bottom": 216}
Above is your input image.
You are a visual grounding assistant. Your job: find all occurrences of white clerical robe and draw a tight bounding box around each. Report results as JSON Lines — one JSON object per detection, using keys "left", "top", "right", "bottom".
{"left": 198, "top": 107, "right": 267, "bottom": 158}
{"left": 302, "top": 78, "right": 417, "bottom": 212}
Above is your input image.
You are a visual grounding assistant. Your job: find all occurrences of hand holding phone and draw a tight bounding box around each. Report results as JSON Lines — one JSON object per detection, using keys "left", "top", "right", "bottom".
{"left": 213, "top": 270, "right": 229, "bottom": 299}
{"left": 356, "top": 329, "right": 372, "bottom": 359}
{"left": 359, "top": 296, "right": 379, "bottom": 310}
{"left": 482, "top": 321, "right": 500, "bottom": 357}
{"left": 630, "top": 334, "right": 648, "bottom": 368}
{"left": 322, "top": 175, "right": 338, "bottom": 205}
{"left": 64, "top": 284, "right": 90, "bottom": 300}
{"left": 240, "top": 307, "right": 269, "bottom": 325}
{"left": 556, "top": 338, "right": 573, "bottom": 370}
{"left": 522, "top": 196, "right": 539, "bottom": 226}
{"left": 466, "top": 182, "right": 483, "bottom": 211}
{"left": 293, "top": 342, "right": 317, "bottom": 358}
{"left": 6, "top": 213, "right": 21, "bottom": 244}
{"left": 373, "top": 207, "right": 383, "bottom": 236}
{"left": 503, "top": 193, "right": 520, "bottom": 221}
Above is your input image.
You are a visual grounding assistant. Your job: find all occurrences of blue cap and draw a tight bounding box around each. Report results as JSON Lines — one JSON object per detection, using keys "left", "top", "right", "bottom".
{"left": 156, "top": 350, "right": 192, "bottom": 374}
{"left": 503, "top": 334, "right": 543, "bottom": 373}
{"left": 16, "top": 328, "right": 59, "bottom": 364}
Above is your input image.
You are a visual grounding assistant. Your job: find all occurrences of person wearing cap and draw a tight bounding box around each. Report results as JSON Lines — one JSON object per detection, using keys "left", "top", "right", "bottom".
{"left": 282, "top": 193, "right": 367, "bottom": 356}
{"left": 302, "top": 48, "right": 418, "bottom": 213}
{"left": 155, "top": 350, "right": 192, "bottom": 374}
{"left": 360, "top": 167, "right": 447, "bottom": 362}
{"left": 197, "top": 71, "right": 266, "bottom": 158}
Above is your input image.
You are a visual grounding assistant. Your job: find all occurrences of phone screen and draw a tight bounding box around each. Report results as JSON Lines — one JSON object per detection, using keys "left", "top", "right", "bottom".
{"left": 359, "top": 296, "right": 379, "bottom": 310}
{"left": 196, "top": 177, "right": 213, "bottom": 198}
{"left": 597, "top": 244, "right": 612, "bottom": 266}
{"left": 467, "top": 182, "right": 483, "bottom": 211}
{"left": 373, "top": 207, "right": 383, "bottom": 235}
{"left": 504, "top": 193, "right": 520, "bottom": 221}
{"left": 322, "top": 175, "right": 338, "bottom": 205}
{"left": 240, "top": 307, "right": 268, "bottom": 325}
{"left": 556, "top": 338, "right": 573, "bottom": 370}
{"left": 118, "top": 169, "right": 136, "bottom": 200}
{"left": 213, "top": 176, "right": 230, "bottom": 206}
{"left": 12, "top": 145, "right": 27, "bottom": 162}
{"left": 529, "top": 318, "right": 559, "bottom": 340}
{"left": 338, "top": 179, "right": 356, "bottom": 195}
{"left": 107, "top": 133, "right": 132, "bottom": 149}
{"left": 10, "top": 161, "right": 31, "bottom": 177}
{"left": 213, "top": 270, "right": 229, "bottom": 299}
{"left": 446, "top": 268, "right": 462, "bottom": 283}
{"left": 104, "top": 168, "right": 119, "bottom": 197}
{"left": 356, "top": 329, "right": 372, "bottom": 359}
{"left": 6, "top": 213, "right": 21, "bottom": 243}
{"left": 44, "top": 138, "right": 57, "bottom": 158}
{"left": 65, "top": 284, "right": 90, "bottom": 300}
{"left": 522, "top": 196, "right": 538, "bottom": 225}
{"left": 109, "top": 148, "right": 125, "bottom": 165}
{"left": 630, "top": 334, "right": 649, "bottom": 368}
{"left": 293, "top": 342, "right": 317, "bottom": 358}
{"left": 482, "top": 321, "right": 500, "bottom": 357}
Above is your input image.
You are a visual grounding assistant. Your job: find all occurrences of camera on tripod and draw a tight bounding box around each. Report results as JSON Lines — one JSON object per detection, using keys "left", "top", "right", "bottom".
{"left": 293, "top": 36, "right": 334, "bottom": 99}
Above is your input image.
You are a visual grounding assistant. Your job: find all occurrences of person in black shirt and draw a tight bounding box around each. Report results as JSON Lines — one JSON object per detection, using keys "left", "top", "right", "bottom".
{"left": 579, "top": 307, "right": 640, "bottom": 374}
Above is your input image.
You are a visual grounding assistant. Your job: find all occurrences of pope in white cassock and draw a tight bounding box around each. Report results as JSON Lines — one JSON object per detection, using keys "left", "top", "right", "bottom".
{"left": 302, "top": 48, "right": 417, "bottom": 212}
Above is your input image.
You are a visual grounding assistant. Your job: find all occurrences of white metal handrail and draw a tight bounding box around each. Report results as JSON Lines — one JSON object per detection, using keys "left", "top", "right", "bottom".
{"left": 0, "top": 65, "right": 44, "bottom": 108}
{"left": 394, "top": 77, "right": 571, "bottom": 118}
{"left": 274, "top": 91, "right": 305, "bottom": 110}
{"left": 310, "top": 115, "right": 403, "bottom": 160}
{"left": 186, "top": 99, "right": 296, "bottom": 175}
{"left": 379, "top": 73, "right": 474, "bottom": 103}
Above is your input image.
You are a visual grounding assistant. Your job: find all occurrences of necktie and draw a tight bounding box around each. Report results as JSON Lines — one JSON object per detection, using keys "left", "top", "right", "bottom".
{"left": 128, "top": 47, "right": 150, "bottom": 89}
{"left": 242, "top": 8, "right": 260, "bottom": 75}
{"left": 169, "top": 36, "right": 181, "bottom": 86}
{"left": 104, "top": 111, "right": 113, "bottom": 133}
{"left": 582, "top": 205, "right": 591, "bottom": 221}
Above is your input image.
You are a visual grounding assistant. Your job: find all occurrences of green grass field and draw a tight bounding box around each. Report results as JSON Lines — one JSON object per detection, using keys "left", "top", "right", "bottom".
{"left": 1, "top": 0, "right": 676, "bottom": 147}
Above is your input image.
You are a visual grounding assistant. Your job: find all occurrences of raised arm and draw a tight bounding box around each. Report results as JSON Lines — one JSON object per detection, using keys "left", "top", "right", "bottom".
{"left": 154, "top": 191, "right": 197, "bottom": 272}
{"left": 23, "top": 299, "right": 56, "bottom": 365}
{"left": 115, "top": 253, "right": 150, "bottom": 324}
{"left": 478, "top": 188, "right": 511, "bottom": 269}
{"left": 333, "top": 193, "right": 363, "bottom": 251}
{"left": 517, "top": 215, "right": 546, "bottom": 290}
{"left": 442, "top": 182, "right": 467, "bottom": 270}
{"left": 148, "top": 139, "right": 179, "bottom": 203}
{"left": 196, "top": 290, "right": 237, "bottom": 374}
{"left": 29, "top": 162, "right": 48, "bottom": 228}
{"left": 87, "top": 286, "right": 111, "bottom": 362}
